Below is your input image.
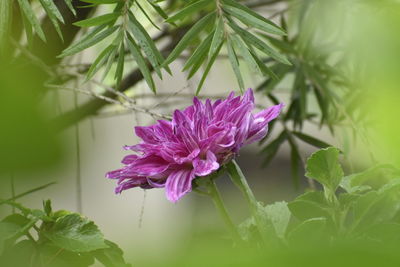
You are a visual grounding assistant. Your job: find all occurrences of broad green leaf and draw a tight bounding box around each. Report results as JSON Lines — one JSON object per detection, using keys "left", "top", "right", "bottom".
{"left": 17, "top": 0, "right": 46, "bottom": 42}
{"left": 195, "top": 41, "right": 223, "bottom": 95}
{"left": 60, "top": 26, "right": 118, "bottom": 57}
{"left": 92, "top": 240, "right": 131, "bottom": 267}
{"left": 305, "top": 147, "right": 343, "bottom": 192}
{"left": 164, "top": 12, "right": 216, "bottom": 65}
{"left": 128, "top": 11, "right": 169, "bottom": 78}
{"left": 292, "top": 131, "right": 332, "bottom": 149}
{"left": 227, "top": 37, "right": 244, "bottom": 92}
{"left": 0, "top": 222, "right": 24, "bottom": 254}
{"left": 43, "top": 213, "right": 107, "bottom": 252}
{"left": 231, "top": 34, "right": 261, "bottom": 74}
{"left": 260, "top": 130, "right": 288, "bottom": 167}
{"left": 74, "top": 13, "right": 119, "bottom": 27}
{"left": 263, "top": 201, "right": 291, "bottom": 239}
{"left": 288, "top": 217, "right": 327, "bottom": 245}
{"left": 115, "top": 42, "right": 125, "bottom": 86}
{"left": 183, "top": 31, "right": 213, "bottom": 72}
{"left": 0, "top": 215, "right": 37, "bottom": 254}
{"left": 166, "top": 0, "right": 212, "bottom": 23}
{"left": 223, "top": 5, "right": 285, "bottom": 36}
{"left": 229, "top": 21, "right": 290, "bottom": 65}
{"left": 39, "top": 0, "right": 64, "bottom": 40}
{"left": 288, "top": 191, "right": 330, "bottom": 220}
{"left": 209, "top": 17, "right": 225, "bottom": 57}
{"left": 38, "top": 243, "right": 95, "bottom": 267}
{"left": 222, "top": 0, "right": 285, "bottom": 35}
{"left": 0, "top": 0, "right": 13, "bottom": 50}
{"left": 127, "top": 34, "right": 156, "bottom": 93}
{"left": 86, "top": 45, "right": 115, "bottom": 80}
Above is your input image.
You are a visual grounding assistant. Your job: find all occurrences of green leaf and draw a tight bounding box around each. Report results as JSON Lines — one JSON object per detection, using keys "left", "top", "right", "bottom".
{"left": 222, "top": 0, "right": 285, "bottom": 35}
{"left": 17, "top": 0, "right": 46, "bottom": 42}
{"left": 92, "top": 240, "right": 131, "bottom": 267}
{"left": 223, "top": 5, "right": 285, "bottom": 36}
{"left": 81, "top": 0, "right": 121, "bottom": 3}
{"left": 0, "top": 215, "right": 37, "bottom": 254}
{"left": 43, "top": 213, "right": 108, "bottom": 252}
{"left": 0, "top": 0, "right": 13, "bottom": 50}
{"left": 126, "top": 34, "right": 156, "bottom": 93}
{"left": 86, "top": 45, "right": 115, "bottom": 80}
{"left": 115, "top": 42, "right": 125, "bottom": 86}
{"left": 64, "top": 0, "right": 76, "bottom": 16}
{"left": 39, "top": 0, "right": 64, "bottom": 40}
{"left": 288, "top": 191, "right": 330, "bottom": 221}
{"left": 74, "top": 13, "right": 119, "bottom": 27}
{"left": 231, "top": 34, "right": 261, "bottom": 74}
{"left": 164, "top": 12, "right": 216, "bottom": 66}
{"left": 292, "top": 131, "right": 332, "bottom": 149}
{"left": 0, "top": 222, "right": 24, "bottom": 254}
{"left": 128, "top": 11, "right": 168, "bottom": 78}
{"left": 263, "top": 201, "right": 291, "bottom": 239}
{"left": 60, "top": 25, "right": 118, "bottom": 57}
{"left": 195, "top": 41, "right": 223, "bottom": 95}
{"left": 209, "top": 16, "right": 225, "bottom": 57}
{"left": 102, "top": 45, "right": 118, "bottom": 82}
{"left": 38, "top": 243, "right": 95, "bottom": 267}
{"left": 166, "top": 0, "right": 212, "bottom": 23}
{"left": 227, "top": 37, "right": 244, "bottom": 92}
{"left": 260, "top": 130, "right": 288, "bottom": 167}
{"left": 288, "top": 217, "right": 327, "bottom": 245}
{"left": 229, "top": 21, "right": 291, "bottom": 65}
{"left": 182, "top": 30, "right": 213, "bottom": 72}
{"left": 288, "top": 137, "right": 301, "bottom": 188}
{"left": 250, "top": 50, "right": 278, "bottom": 80}
{"left": 148, "top": 1, "right": 169, "bottom": 21}
{"left": 135, "top": 0, "right": 161, "bottom": 30}
{"left": 305, "top": 147, "right": 343, "bottom": 192}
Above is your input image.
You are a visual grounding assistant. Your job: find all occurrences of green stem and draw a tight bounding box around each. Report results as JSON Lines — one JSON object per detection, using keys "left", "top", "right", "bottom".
{"left": 226, "top": 160, "right": 269, "bottom": 244}
{"left": 207, "top": 179, "right": 241, "bottom": 243}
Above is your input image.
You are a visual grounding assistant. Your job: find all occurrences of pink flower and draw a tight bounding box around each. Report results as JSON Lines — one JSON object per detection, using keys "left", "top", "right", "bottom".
{"left": 106, "top": 89, "right": 283, "bottom": 202}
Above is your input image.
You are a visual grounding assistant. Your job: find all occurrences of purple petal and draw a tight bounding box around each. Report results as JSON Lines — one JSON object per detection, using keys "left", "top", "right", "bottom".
{"left": 243, "top": 88, "right": 255, "bottom": 103}
{"left": 165, "top": 169, "right": 195, "bottom": 203}
{"left": 131, "top": 155, "right": 170, "bottom": 176}
{"left": 193, "top": 151, "right": 220, "bottom": 176}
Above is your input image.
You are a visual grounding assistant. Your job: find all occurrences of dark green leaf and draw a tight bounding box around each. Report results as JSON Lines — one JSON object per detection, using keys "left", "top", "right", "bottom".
{"left": 209, "top": 16, "right": 225, "bottom": 57}
{"left": 39, "top": 0, "right": 64, "bottom": 40}
{"left": 260, "top": 130, "right": 288, "bottom": 167}
{"left": 64, "top": 0, "right": 76, "bottom": 16}
{"left": 183, "top": 30, "right": 213, "bottom": 72}
{"left": 292, "top": 131, "right": 332, "bottom": 149}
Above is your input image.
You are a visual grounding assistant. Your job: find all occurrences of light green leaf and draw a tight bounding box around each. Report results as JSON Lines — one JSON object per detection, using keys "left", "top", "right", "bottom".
{"left": 263, "top": 201, "right": 291, "bottom": 239}
{"left": 229, "top": 21, "right": 290, "bottom": 65}
{"left": 209, "top": 16, "right": 225, "bottom": 58}
{"left": 102, "top": 46, "right": 118, "bottom": 82}
{"left": 250, "top": 50, "right": 278, "bottom": 80}
{"left": 288, "top": 217, "right": 327, "bottom": 245}
{"left": 166, "top": 0, "right": 212, "bottom": 23}
{"left": 305, "top": 147, "right": 343, "bottom": 192}
{"left": 227, "top": 37, "right": 244, "bottom": 92}
{"left": 164, "top": 12, "right": 216, "bottom": 66}
{"left": 223, "top": 5, "right": 285, "bottom": 36}
{"left": 43, "top": 213, "right": 108, "bottom": 252}
{"left": 127, "top": 34, "right": 156, "bottom": 93}
{"left": 183, "top": 31, "right": 213, "bottom": 72}
{"left": 92, "top": 240, "right": 131, "bottom": 267}
{"left": 128, "top": 11, "right": 168, "bottom": 78}
{"left": 17, "top": 0, "right": 46, "bottom": 42}
{"left": 0, "top": 0, "right": 13, "bottom": 50}
{"left": 64, "top": 0, "right": 76, "bottom": 16}
{"left": 135, "top": 0, "right": 160, "bottom": 30}
{"left": 288, "top": 191, "right": 330, "bottom": 220}
{"left": 60, "top": 25, "right": 118, "bottom": 57}
{"left": 74, "top": 13, "right": 119, "bottom": 27}
{"left": 231, "top": 34, "right": 261, "bottom": 74}
{"left": 195, "top": 41, "right": 223, "bottom": 95}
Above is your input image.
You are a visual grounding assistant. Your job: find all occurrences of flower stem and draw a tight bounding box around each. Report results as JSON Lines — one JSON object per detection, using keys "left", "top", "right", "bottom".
{"left": 207, "top": 179, "right": 241, "bottom": 243}
{"left": 226, "top": 160, "right": 269, "bottom": 244}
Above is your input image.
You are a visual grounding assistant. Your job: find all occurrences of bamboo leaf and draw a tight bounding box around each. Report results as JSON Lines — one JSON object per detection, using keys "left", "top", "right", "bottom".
{"left": 60, "top": 25, "right": 118, "bottom": 57}
{"left": 227, "top": 37, "right": 244, "bottom": 92}
{"left": 166, "top": 0, "right": 212, "bottom": 23}
{"left": 17, "top": 0, "right": 46, "bottom": 42}
{"left": 223, "top": 5, "right": 285, "bottom": 36}
{"left": 164, "top": 12, "right": 216, "bottom": 66}
{"left": 126, "top": 34, "right": 156, "bottom": 93}
{"left": 209, "top": 16, "right": 225, "bottom": 58}
{"left": 73, "top": 13, "right": 119, "bottom": 27}
{"left": 195, "top": 41, "right": 223, "bottom": 95}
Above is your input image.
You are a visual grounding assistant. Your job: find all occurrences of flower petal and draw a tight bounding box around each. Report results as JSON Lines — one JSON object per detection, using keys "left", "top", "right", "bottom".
{"left": 165, "top": 169, "right": 195, "bottom": 203}
{"left": 193, "top": 151, "right": 220, "bottom": 176}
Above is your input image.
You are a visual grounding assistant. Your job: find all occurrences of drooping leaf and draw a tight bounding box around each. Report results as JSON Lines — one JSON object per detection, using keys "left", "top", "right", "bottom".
{"left": 292, "top": 131, "right": 332, "bottom": 149}
{"left": 166, "top": 0, "right": 212, "bottom": 23}
{"left": 81, "top": 0, "right": 121, "bottom": 4}
{"left": 43, "top": 213, "right": 108, "bottom": 252}
{"left": 64, "top": 0, "right": 76, "bottom": 16}
{"left": 39, "top": 0, "right": 64, "bottom": 40}
{"left": 115, "top": 42, "right": 125, "bottom": 86}
{"left": 73, "top": 13, "right": 120, "bottom": 27}
{"left": 227, "top": 37, "right": 244, "bottom": 92}
{"left": 86, "top": 45, "right": 115, "bottom": 80}
{"left": 17, "top": 0, "right": 46, "bottom": 42}
{"left": 260, "top": 130, "right": 288, "bottom": 167}
{"left": 183, "top": 30, "right": 213, "bottom": 72}
{"left": 305, "top": 147, "right": 343, "bottom": 192}
{"left": 231, "top": 34, "right": 261, "bottom": 74}
{"left": 209, "top": 16, "right": 225, "bottom": 57}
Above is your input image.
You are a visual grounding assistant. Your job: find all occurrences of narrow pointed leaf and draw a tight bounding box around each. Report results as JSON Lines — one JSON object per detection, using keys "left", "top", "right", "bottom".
{"left": 64, "top": 0, "right": 76, "bottom": 16}
{"left": 0, "top": 0, "right": 12, "bottom": 51}
{"left": 136, "top": 0, "right": 160, "bottom": 30}
{"left": 209, "top": 16, "right": 225, "bottom": 57}
{"left": 17, "top": 0, "right": 46, "bottom": 42}
{"left": 227, "top": 38, "right": 244, "bottom": 92}
{"left": 231, "top": 34, "right": 261, "bottom": 74}
{"left": 115, "top": 42, "right": 125, "bottom": 86}
{"left": 81, "top": 0, "right": 121, "bottom": 3}
{"left": 86, "top": 45, "right": 115, "bottom": 80}
{"left": 39, "top": 0, "right": 64, "bottom": 40}
{"left": 166, "top": 0, "right": 212, "bottom": 23}
{"left": 292, "top": 131, "right": 332, "bottom": 149}
{"left": 102, "top": 46, "right": 118, "bottom": 82}
{"left": 74, "top": 13, "right": 119, "bottom": 27}
{"left": 183, "top": 31, "right": 213, "bottom": 72}
{"left": 261, "top": 130, "right": 288, "bottom": 167}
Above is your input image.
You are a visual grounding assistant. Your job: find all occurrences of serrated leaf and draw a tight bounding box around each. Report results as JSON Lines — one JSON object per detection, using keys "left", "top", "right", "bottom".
{"left": 17, "top": 0, "right": 46, "bottom": 42}
{"left": 183, "top": 30, "right": 213, "bottom": 72}
{"left": 92, "top": 240, "right": 131, "bottom": 267}
{"left": 128, "top": 11, "right": 168, "bottom": 78}
{"left": 166, "top": 0, "right": 212, "bottom": 23}
{"left": 195, "top": 41, "right": 223, "bottom": 95}
{"left": 74, "top": 13, "right": 119, "bottom": 27}
{"left": 305, "top": 147, "right": 343, "bottom": 192}
{"left": 223, "top": 5, "right": 285, "bottom": 36}
{"left": 227, "top": 37, "right": 244, "bottom": 92}
{"left": 86, "top": 45, "right": 115, "bottom": 80}
{"left": 126, "top": 34, "right": 156, "bottom": 93}
{"left": 43, "top": 213, "right": 107, "bottom": 252}
{"left": 164, "top": 12, "right": 216, "bottom": 66}
{"left": 229, "top": 21, "right": 290, "bottom": 65}
{"left": 60, "top": 25, "right": 118, "bottom": 57}
{"left": 209, "top": 16, "right": 225, "bottom": 57}
{"left": 292, "top": 131, "right": 332, "bottom": 149}
{"left": 260, "top": 130, "right": 288, "bottom": 167}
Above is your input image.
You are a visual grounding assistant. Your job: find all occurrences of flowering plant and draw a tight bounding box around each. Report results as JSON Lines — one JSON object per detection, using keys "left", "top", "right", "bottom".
{"left": 107, "top": 89, "right": 283, "bottom": 202}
